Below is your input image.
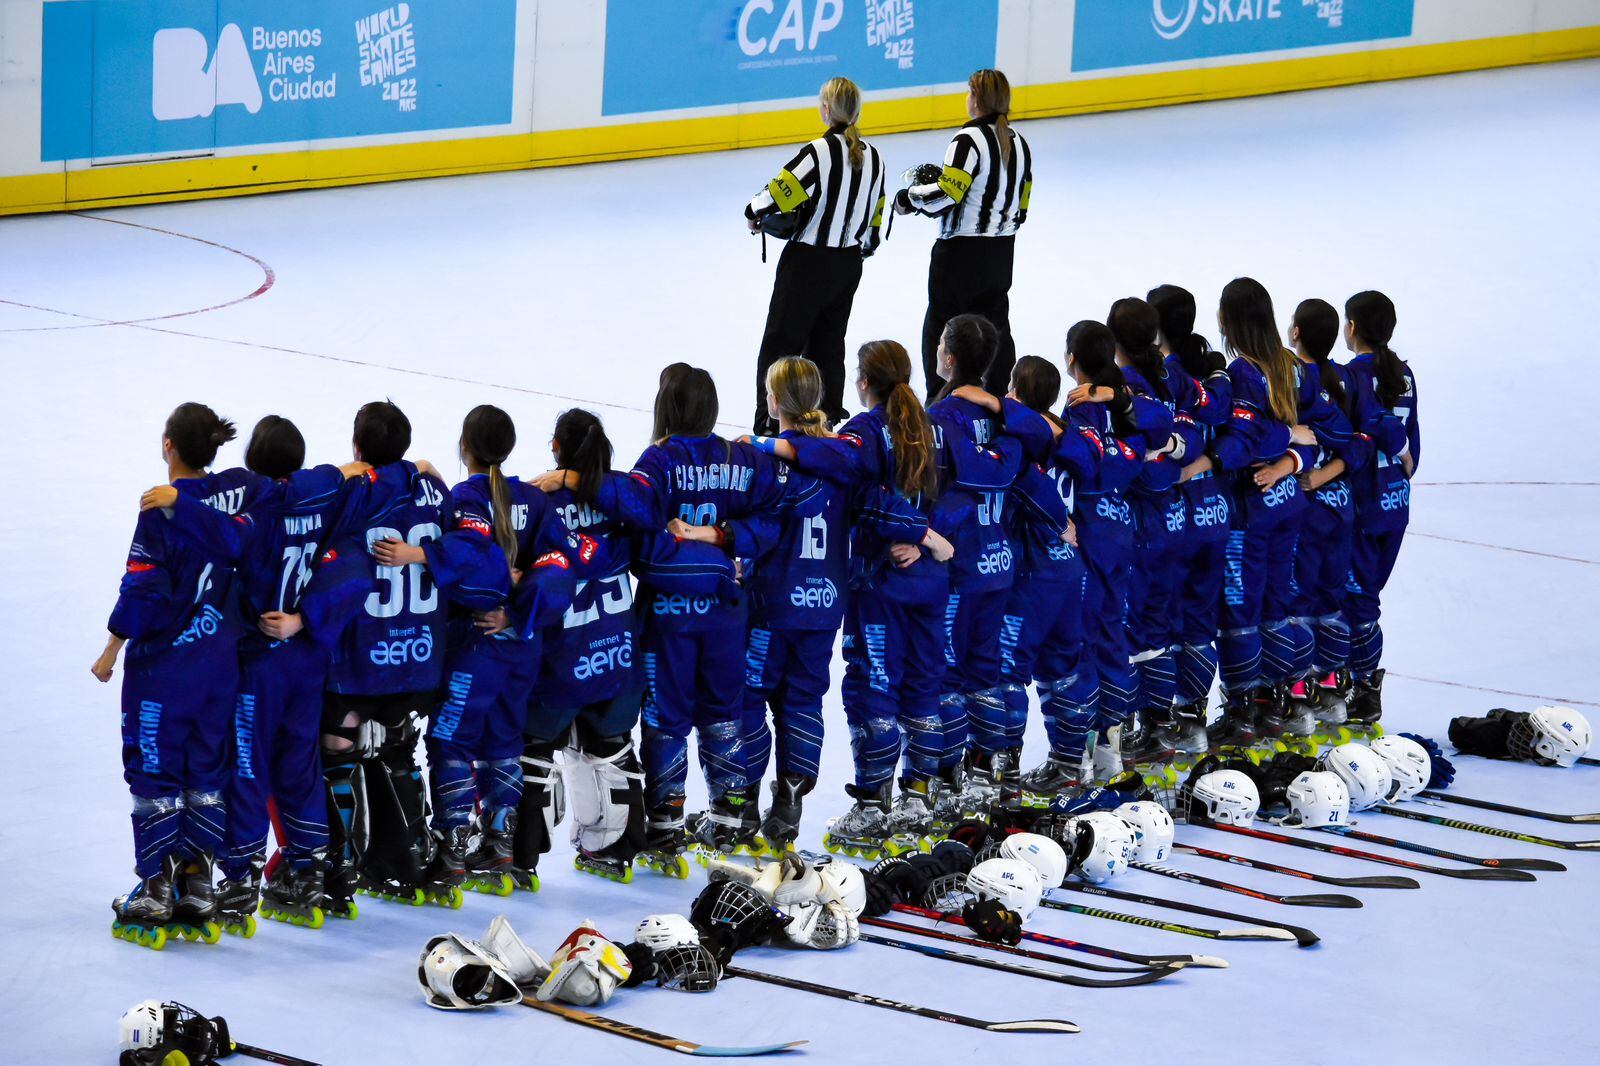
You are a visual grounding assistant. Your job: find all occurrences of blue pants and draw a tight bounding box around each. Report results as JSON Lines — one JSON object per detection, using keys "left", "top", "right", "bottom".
{"left": 1295, "top": 498, "right": 1355, "bottom": 676}
{"left": 121, "top": 649, "right": 237, "bottom": 877}
{"left": 1219, "top": 506, "right": 1305, "bottom": 694}
{"left": 942, "top": 584, "right": 1010, "bottom": 757}
{"left": 224, "top": 641, "right": 329, "bottom": 879}
{"left": 1127, "top": 496, "right": 1183, "bottom": 712}
{"left": 1347, "top": 524, "right": 1407, "bottom": 680}
{"left": 640, "top": 602, "right": 748, "bottom": 805}
{"left": 426, "top": 638, "right": 538, "bottom": 831}
{"left": 842, "top": 592, "right": 944, "bottom": 790}
{"left": 1000, "top": 565, "right": 1093, "bottom": 760}
{"left": 1078, "top": 510, "right": 1136, "bottom": 732}
{"left": 743, "top": 624, "right": 833, "bottom": 783}
{"left": 1173, "top": 532, "right": 1226, "bottom": 709}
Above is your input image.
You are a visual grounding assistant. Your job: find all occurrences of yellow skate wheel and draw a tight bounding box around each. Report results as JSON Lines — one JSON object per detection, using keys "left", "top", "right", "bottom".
{"left": 199, "top": 922, "right": 221, "bottom": 945}
{"left": 147, "top": 927, "right": 167, "bottom": 951}
{"left": 821, "top": 836, "right": 841, "bottom": 854}
{"left": 238, "top": 914, "right": 257, "bottom": 938}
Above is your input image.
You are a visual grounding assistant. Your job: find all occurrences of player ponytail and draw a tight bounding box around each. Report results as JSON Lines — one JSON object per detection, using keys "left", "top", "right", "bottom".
{"left": 1148, "top": 283, "right": 1222, "bottom": 379}
{"left": 858, "top": 340, "right": 938, "bottom": 502}
{"left": 244, "top": 415, "right": 306, "bottom": 479}
{"left": 1066, "top": 320, "right": 1126, "bottom": 394}
{"left": 970, "top": 69, "right": 1012, "bottom": 165}
{"left": 1010, "top": 355, "right": 1065, "bottom": 431}
{"left": 1345, "top": 290, "right": 1405, "bottom": 408}
{"left": 1218, "top": 277, "right": 1299, "bottom": 425}
{"left": 553, "top": 408, "right": 613, "bottom": 507}
{"left": 461, "top": 405, "right": 519, "bottom": 573}
{"left": 1108, "top": 297, "right": 1170, "bottom": 404}
{"left": 933, "top": 313, "right": 993, "bottom": 402}
{"left": 766, "top": 356, "right": 829, "bottom": 438}
{"left": 652, "top": 363, "right": 719, "bottom": 444}
{"left": 164, "top": 402, "right": 236, "bottom": 470}
{"left": 1292, "top": 298, "right": 1348, "bottom": 415}
{"left": 821, "top": 77, "right": 864, "bottom": 170}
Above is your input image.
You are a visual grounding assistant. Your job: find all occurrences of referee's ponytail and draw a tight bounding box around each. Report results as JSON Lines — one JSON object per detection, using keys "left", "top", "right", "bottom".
{"left": 821, "top": 77, "right": 864, "bottom": 170}
{"left": 969, "top": 69, "right": 1012, "bottom": 165}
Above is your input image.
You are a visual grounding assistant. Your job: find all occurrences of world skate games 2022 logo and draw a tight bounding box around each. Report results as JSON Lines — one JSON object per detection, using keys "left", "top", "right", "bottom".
{"left": 601, "top": 0, "right": 1000, "bottom": 116}
{"left": 40, "top": 1, "right": 517, "bottom": 162}
{"left": 1071, "top": 0, "right": 1415, "bottom": 73}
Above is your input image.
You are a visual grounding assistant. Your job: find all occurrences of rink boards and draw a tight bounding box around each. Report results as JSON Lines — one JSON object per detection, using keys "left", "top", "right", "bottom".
{"left": 1, "top": 0, "right": 1598, "bottom": 215}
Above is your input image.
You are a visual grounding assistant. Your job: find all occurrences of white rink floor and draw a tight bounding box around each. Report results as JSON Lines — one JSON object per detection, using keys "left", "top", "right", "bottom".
{"left": 3, "top": 58, "right": 1598, "bottom": 1065}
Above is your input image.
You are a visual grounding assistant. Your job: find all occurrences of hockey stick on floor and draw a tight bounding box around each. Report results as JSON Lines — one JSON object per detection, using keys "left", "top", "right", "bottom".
{"left": 1331, "top": 822, "right": 1566, "bottom": 870}
{"left": 1130, "top": 860, "right": 1362, "bottom": 908}
{"left": 1053, "top": 882, "right": 1320, "bottom": 947}
{"left": 1376, "top": 804, "right": 1599, "bottom": 852}
{"left": 1173, "top": 842, "right": 1419, "bottom": 889}
{"left": 861, "top": 915, "right": 1184, "bottom": 984}
{"left": 723, "top": 967, "right": 1080, "bottom": 1033}
{"left": 858, "top": 931, "right": 1178, "bottom": 987}
{"left": 889, "top": 904, "right": 1226, "bottom": 969}
{"left": 230, "top": 1041, "right": 321, "bottom": 1066}
{"left": 1197, "top": 822, "right": 1537, "bottom": 880}
{"left": 1416, "top": 789, "right": 1600, "bottom": 824}
{"left": 521, "top": 997, "right": 806, "bottom": 1056}
{"left": 1036, "top": 897, "right": 1297, "bottom": 942}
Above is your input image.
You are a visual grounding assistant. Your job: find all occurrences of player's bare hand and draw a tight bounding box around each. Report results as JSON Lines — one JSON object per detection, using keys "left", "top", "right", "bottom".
{"left": 140, "top": 485, "right": 178, "bottom": 512}
{"left": 258, "top": 611, "right": 304, "bottom": 641}
{"left": 372, "top": 538, "right": 426, "bottom": 567}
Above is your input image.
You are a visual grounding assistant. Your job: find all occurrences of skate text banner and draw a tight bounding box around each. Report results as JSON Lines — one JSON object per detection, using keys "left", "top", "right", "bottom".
{"left": 1071, "top": 0, "right": 1416, "bottom": 72}
{"left": 601, "top": 0, "right": 1000, "bottom": 115}
{"left": 40, "top": 0, "right": 517, "bottom": 161}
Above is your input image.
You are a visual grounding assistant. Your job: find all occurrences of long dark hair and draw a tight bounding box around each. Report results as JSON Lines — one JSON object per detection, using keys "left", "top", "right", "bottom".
{"left": 1148, "top": 283, "right": 1222, "bottom": 379}
{"left": 933, "top": 313, "right": 993, "bottom": 402}
{"left": 1108, "top": 297, "right": 1169, "bottom": 404}
{"left": 1066, "top": 320, "right": 1125, "bottom": 392}
{"left": 858, "top": 340, "right": 938, "bottom": 502}
{"left": 1011, "top": 355, "right": 1065, "bottom": 430}
{"left": 1218, "top": 278, "right": 1298, "bottom": 424}
{"left": 245, "top": 415, "right": 305, "bottom": 479}
{"left": 165, "top": 402, "right": 235, "bottom": 469}
{"left": 1345, "top": 290, "right": 1406, "bottom": 408}
{"left": 461, "top": 405, "right": 519, "bottom": 572}
{"left": 553, "top": 408, "right": 613, "bottom": 507}
{"left": 652, "top": 363, "right": 719, "bottom": 442}
{"left": 1292, "top": 298, "right": 1348, "bottom": 415}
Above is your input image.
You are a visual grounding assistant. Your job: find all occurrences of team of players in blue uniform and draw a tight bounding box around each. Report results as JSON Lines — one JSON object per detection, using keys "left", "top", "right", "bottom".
{"left": 95, "top": 279, "right": 1418, "bottom": 947}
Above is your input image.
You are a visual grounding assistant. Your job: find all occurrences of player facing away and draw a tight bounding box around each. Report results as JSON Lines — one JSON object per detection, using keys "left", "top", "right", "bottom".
{"left": 97, "top": 403, "right": 258, "bottom": 949}
{"left": 1341, "top": 290, "right": 1418, "bottom": 728}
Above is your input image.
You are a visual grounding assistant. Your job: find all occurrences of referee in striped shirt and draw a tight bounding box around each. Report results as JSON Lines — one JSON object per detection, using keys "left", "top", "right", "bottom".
{"left": 745, "top": 77, "right": 887, "bottom": 434}
{"left": 896, "top": 69, "right": 1032, "bottom": 398}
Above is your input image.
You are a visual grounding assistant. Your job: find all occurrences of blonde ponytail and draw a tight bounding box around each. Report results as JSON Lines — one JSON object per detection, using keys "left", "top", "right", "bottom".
{"left": 766, "top": 356, "right": 830, "bottom": 438}
{"left": 969, "top": 69, "right": 1013, "bottom": 165}
{"left": 486, "top": 463, "right": 519, "bottom": 575}
{"left": 821, "top": 77, "right": 864, "bottom": 169}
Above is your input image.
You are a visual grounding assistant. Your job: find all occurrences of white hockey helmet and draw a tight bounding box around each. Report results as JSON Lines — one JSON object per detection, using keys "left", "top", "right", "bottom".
{"left": 1188, "top": 769, "right": 1260, "bottom": 826}
{"left": 965, "top": 857, "right": 1044, "bottom": 919}
{"left": 1281, "top": 771, "right": 1350, "bottom": 828}
{"left": 999, "top": 832, "right": 1070, "bottom": 889}
{"left": 418, "top": 932, "right": 523, "bottom": 1011}
{"left": 119, "top": 999, "right": 165, "bottom": 1052}
{"left": 1369, "top": 735, "right": 1432, "bottom": 802}
{"left": 812, "top": 856, "right": 868, "bottom": 918}
{"left": 1319, "top": 743, "right": 1392, "bottom": 811}
{"left": 1114, "top": 801, "right": 1175, "bottom": 863}
{"left": 634, "top": 914, "right": 701, "bottom": 954}
{"left": 1066, "top": 811, "right": 1135, "bottom": 884}
{"left": 1515, "top": 706, "right": 1593, "bottom": 768}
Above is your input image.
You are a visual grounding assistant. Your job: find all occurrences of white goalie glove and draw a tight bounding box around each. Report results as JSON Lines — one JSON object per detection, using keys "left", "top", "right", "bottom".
{"left": 767, "top": 853, "right": 861, "bottom": 950}
{"left": 535, "top": 919, "right": 632, "bottom": 1007}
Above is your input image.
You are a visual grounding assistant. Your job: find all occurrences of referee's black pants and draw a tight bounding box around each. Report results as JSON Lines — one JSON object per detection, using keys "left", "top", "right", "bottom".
{"left": 754, "top": 241, "right": 864, "bottom": 434}
{"left": 920, "top": 234, "right": 1017, "bottom": 400}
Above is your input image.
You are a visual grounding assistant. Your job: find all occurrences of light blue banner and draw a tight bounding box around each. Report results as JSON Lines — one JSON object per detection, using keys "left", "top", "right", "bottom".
{"left": 41, "top": 1, "right": 517, "bottom": 162}
{"left": 1072, "top": 0, "right": 1415, "bottom": 72}
{"left": 602, "top": 0, "right": 999, "bottom": 116}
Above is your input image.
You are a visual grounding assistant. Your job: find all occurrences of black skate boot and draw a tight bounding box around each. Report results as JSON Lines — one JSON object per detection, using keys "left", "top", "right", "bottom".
{"left": 1347, "top": 669, "right": 1385, "bottom": 737}
{"left": 170, "top": 853, "right": 222, "bottom": 944}
{"left": 640, "top": 797, "right": 692, "bottom": 879}
{"left": 995, "top": 746, "right": 1025, "bottom": 814}
{"left": 1262, "top": 680, "right": 1319, "bottom": 754}
{"left": 111, "top": 861, "right": 176, "bottom": 951}
{"left": 1019, "top": 750, "right": 1085, "bottom": 808}
{"left": 689, "top": 783, "right": 763, "bottom": 861}
{"left": 261, "top": 853, "right": 329, "bottom": 929}
{"left": 464, "top": 810, "right": 518, "bottom": 898}
{"left": 823, "top": 781, "right": 900, "bottom": 859}
{"left": 323, "top": 850, "right": 361, "bottom": 920}
{"left": 759, "top": 773, "right": 814, "bottom": 857}
{"left": 415, "top": 826, "right": 468, "bottom": 909}
{"left": 215, "top": 861, "right": 261, "bottom": 939}
{"left": 1121, "top": 709, "right": 1179, "bottom": 768}
{"left": 1169, "top": 703, "right": 1209, "bottom": 770}
{"left": 1209, "top": 690, "right": 1259, "bottom": 755}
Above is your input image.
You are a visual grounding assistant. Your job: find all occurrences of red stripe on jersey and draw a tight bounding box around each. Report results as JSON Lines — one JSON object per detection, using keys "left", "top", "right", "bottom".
{"left": 534, "top": 551, "right": 570, "bottom": 570}
{"left": 125, "top": 561, "right": 156, "bottom": 573}
{"left": 576, "top": 534, "right": 598, "bottom": 564}
{"left": 459, "top": 517, "right": 492, "bottom": 537}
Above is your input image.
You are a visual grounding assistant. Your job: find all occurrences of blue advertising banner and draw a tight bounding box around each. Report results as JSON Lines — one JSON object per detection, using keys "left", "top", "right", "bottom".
{"left": 602, "top": 0, "right": 999, "bottom": 116}
{"left": 1072, "top": 0, "right": 1415, "bottom": 72}
{"left": 41, "top": 1, "right": 517, "bottom": 162}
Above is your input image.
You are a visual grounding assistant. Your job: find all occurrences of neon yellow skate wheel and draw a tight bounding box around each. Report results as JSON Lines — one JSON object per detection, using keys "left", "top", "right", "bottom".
{"left": 147, "top": 927, "right": 167, "bottom": 951}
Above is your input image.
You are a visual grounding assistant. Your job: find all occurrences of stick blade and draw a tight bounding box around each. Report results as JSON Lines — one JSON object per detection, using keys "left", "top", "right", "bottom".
{"left": 1440, "top": 866, "right": 1537, "bottom": 881}
{"left": 1281, "top": 892, "right": 1362, "bottom": 908}
{"left": 1156, "top": 954, "right": 1228, "bottom": 968}
{"left": 1495, "top": 858, "right": 1567, "bottom": 871}
{"left": 1329, "top": 875, "right": 1420, "bottom": 889}
{"left": 986, "top": 1020, "right": 1082, "bottom": 1034}
{"left": 1216, "top": 927, "right": 1297, "bottom": 941}
{"left": 687, "top": 1041, "right": 809, "bottom": 1057}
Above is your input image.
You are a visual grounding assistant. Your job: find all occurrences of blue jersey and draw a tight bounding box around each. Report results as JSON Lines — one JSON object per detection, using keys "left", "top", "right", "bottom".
{"left": 1168, "top": 356, "right": 1233, "bottom": 545}
{"left": 1064, "top": 400, "right": 1142, "bottom": 530}
{"left": 110, "top": 469, "right": 265, "bottom": 667}
{"left": 317, "top": 462, "right": 458, "bottom": 696}
{"left": 1005, "top": 419, "right": 1105, "bottom": 582}
{"left": 927, "top": 395, "right": 1028, "bottom": 593}
{"left": 1211, "top": 359, "right": 1301, "bottom": 524}
{"left": 538, "top": 487, "right": 638, "bottom": 708}
{"left": 1344, "top": 352, "right": 1419, "bottom": 531}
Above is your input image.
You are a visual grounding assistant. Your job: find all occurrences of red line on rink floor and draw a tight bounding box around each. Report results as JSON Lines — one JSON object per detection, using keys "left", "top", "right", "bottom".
{"left": 1407, "top": 531, "right": 1600, "bottom": 566}
{"left": 1389, "top": 672, "right": 1600, "bottom": 709}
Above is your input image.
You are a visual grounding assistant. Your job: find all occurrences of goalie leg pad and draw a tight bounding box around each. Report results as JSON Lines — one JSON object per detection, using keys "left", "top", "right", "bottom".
{"left": 566, "top": 734, "right": 645, "bottom": 856}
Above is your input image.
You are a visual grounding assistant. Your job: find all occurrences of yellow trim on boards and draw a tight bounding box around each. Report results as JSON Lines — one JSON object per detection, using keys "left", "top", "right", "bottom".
{"left": 2, "top": 25, "right": 1597, "bottom": 216}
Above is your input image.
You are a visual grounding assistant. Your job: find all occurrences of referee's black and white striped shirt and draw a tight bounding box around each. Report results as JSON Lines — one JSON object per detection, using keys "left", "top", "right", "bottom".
{"left": 746, "top": 125, "right": 888, "bottom": 255}
{"left": 907, "top": 116, "right": 1032, "bottom": 239}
